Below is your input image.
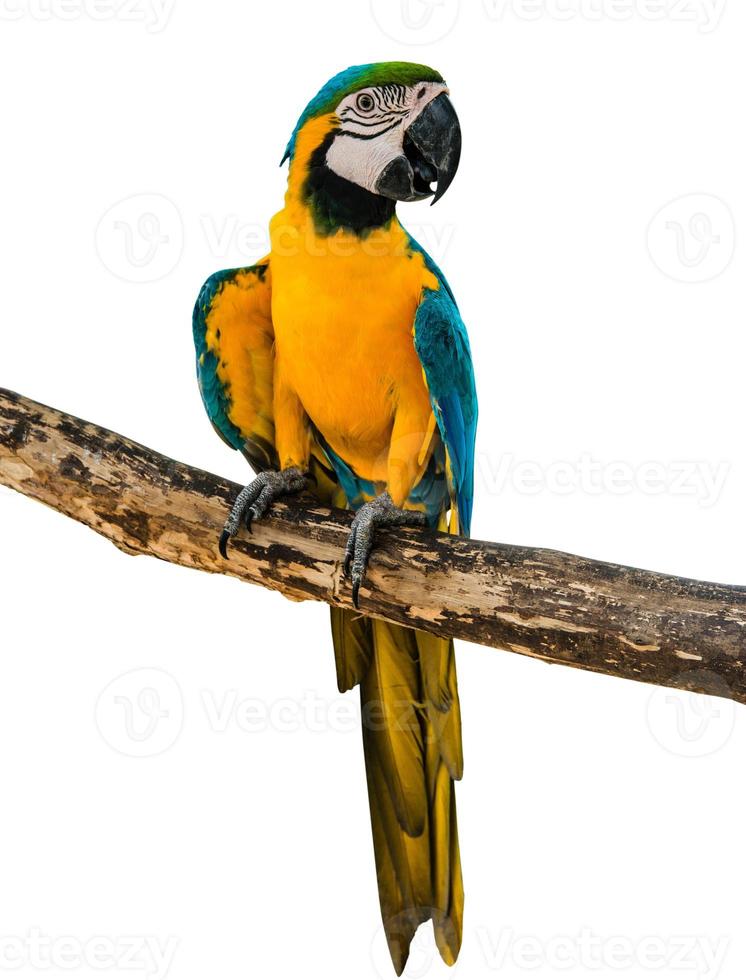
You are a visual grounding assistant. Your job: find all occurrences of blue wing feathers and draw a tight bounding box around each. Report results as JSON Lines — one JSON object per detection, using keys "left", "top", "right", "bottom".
{"left": 193, "top": 263, "right": 272, "bottom": 453}
{"left": 193, "top": 269, "right": 247, "bottom": 450}
{"left": 408, "top": 235, "right": 477, "bottom": 536}
{"left": 405, "top": 231, "right": 458, "bottom": 307}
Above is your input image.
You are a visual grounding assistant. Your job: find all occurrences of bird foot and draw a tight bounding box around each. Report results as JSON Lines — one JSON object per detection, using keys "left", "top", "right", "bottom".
{"left": 219, "top": 467, "right": 307, "bottom": 559}
{"left": 343, "top": 492, "right": 427, "bottom": 608}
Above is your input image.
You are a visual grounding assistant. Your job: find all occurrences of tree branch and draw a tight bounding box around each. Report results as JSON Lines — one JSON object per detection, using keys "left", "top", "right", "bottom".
{"left": 2, "top": 386, "right": 745, "bottom": 704}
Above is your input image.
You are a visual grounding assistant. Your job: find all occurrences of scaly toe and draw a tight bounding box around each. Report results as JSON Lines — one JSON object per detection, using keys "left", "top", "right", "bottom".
{"left": 218, "top": 467, "right": 307, "bottom": 560}
{"left": 342, "top": 494, "right": 427, "bottom": 607}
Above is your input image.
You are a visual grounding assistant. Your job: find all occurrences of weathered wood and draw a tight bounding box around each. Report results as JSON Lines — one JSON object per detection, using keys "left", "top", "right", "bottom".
{"left": 1, "top": 386, "right": 745, "bottom": 703}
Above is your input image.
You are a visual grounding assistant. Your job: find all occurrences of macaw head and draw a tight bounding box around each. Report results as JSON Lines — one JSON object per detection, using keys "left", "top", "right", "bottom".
{"left": 283, "top": 62, "right": 461, "bottom": 210}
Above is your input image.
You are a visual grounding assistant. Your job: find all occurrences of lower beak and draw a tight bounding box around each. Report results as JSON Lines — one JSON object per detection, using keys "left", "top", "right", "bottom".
{"left": 375, "top": 93, "right": 462, "bottom": 205}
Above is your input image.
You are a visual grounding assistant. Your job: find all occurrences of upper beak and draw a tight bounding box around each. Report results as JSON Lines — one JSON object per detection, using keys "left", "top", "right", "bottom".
{"left": 375, "top": 93, "right": 462, "bottom": 205}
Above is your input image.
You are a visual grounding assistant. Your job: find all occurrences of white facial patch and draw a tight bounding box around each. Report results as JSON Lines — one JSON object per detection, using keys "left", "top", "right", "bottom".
{"left": 324, "top": 81, "right": 447, "bottom": 195}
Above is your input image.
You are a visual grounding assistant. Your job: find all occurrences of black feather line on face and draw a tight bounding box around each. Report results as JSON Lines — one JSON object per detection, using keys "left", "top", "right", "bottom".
{"left": 339, "top": 107, "right": 409, "bottom": 126}
{"left": 379, "top": 83, "right": 408, "bottom": 109}
{"left": 337, "top": 119, "right": 403, "bottom": 141}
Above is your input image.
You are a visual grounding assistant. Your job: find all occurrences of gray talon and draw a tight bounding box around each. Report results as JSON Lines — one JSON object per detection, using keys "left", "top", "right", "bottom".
{"left": 343, "top": 492, "right": 427, "bottom": 607}
{"left": 219, "top": 467, "right": 307, "bottom": 559}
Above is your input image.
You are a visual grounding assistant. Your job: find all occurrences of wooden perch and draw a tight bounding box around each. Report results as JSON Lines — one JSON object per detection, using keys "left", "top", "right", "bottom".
{"left": 1, "top": 386, "right": 745, "bottom": 704}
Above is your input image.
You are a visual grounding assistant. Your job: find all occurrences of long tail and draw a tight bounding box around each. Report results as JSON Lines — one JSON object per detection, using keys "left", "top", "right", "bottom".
{"left": 331, "top": 608, "right": 464, "bottom": 975}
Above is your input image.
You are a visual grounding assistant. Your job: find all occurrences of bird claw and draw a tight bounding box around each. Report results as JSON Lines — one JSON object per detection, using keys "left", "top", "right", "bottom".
{"left": 219, "top": 467, "right": 307, "bottom": 559}
{"left": 218, "top": 529, "right": 231, "bottom": 561}
{"left": 342, "top": 492, "right": 427, "bottom": 609}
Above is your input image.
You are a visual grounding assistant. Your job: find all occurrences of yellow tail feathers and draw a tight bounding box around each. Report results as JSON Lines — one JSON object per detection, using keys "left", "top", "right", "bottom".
{"left": 331, "top": 608, "right": 464, "bottom": 974}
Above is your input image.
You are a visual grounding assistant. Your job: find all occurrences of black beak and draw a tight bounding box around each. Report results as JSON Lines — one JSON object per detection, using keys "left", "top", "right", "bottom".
{"left": 375, "top": 93, "right": 462, "bottom": 205}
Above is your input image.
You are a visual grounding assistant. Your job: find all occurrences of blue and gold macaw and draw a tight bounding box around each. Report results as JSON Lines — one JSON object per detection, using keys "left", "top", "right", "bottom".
{"left": 193, "top": 62, "right": 477, "bottom": 974}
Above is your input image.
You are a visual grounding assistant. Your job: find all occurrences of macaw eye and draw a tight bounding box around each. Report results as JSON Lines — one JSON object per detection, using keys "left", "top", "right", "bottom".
{"left": 356, "top": 93, "right": 375, "bottom": 112}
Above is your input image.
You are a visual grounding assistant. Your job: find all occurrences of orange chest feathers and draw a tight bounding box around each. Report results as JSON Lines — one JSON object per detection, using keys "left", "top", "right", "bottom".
{"left": 268, "top": 211, "right": 438, "bottom": 460}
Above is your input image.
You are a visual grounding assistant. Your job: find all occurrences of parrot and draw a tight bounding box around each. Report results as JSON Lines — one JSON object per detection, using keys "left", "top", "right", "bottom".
{"left": 192, "top": 62, "right": 477, "bottom": 974}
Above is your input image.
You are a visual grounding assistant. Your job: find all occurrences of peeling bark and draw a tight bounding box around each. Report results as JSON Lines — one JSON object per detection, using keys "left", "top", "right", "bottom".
{"left": 2, "top": 387, "right": 745, "bottom": 704}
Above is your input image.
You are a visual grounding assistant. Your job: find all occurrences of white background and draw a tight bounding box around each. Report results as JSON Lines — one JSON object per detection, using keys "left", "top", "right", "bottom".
{"left": 1, "top": 1, "right": 744, "bottom": 978}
